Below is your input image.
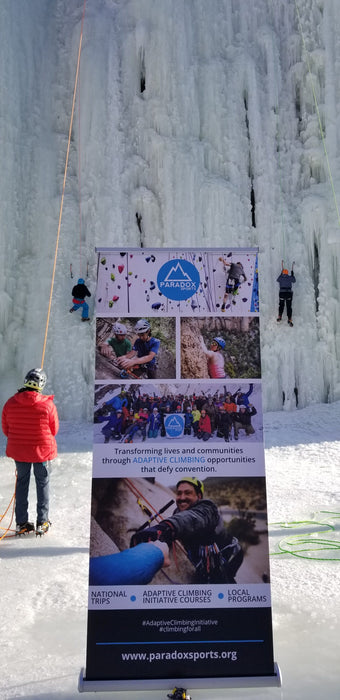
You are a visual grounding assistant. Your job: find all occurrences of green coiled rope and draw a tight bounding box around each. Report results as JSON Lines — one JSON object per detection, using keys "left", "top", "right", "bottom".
{"left": 269, "top": 510, "right": 340, "bottom": 560}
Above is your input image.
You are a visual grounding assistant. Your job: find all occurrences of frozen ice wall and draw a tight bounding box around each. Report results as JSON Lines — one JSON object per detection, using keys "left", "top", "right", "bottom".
{"left": 1, "top": 0, "right": 340, "bottom": 419}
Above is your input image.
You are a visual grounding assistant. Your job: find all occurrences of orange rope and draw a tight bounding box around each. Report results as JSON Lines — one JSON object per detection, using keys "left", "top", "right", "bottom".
{"left": 125, "top": 478, "right": 164, "bottom": 515}
{"left": 0, "top": 473, "right": 17, "bottom": 541}
{"left": 41, "top": 0, "right": 87, "bottom": 369}
{"left": 78, "top": 51, "right": 82, "bottom": 278}
{"left": 1, "top": 5, "right": 87, "bottom": 541}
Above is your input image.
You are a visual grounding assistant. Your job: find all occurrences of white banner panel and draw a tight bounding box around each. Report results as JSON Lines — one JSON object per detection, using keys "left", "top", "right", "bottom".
{"left": 82, "top": 247, "right": 278, "bottom": 688}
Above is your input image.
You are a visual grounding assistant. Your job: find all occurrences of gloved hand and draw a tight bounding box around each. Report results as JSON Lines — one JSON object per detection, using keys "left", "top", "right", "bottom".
{"left": 130, "top": 520, "right": 175, "bottom": 548}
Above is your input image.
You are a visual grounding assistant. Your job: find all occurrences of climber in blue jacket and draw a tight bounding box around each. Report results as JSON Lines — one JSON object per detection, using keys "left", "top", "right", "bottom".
{"left": 277, "top": 266, "right": 295, "bottom": 327}
{"left": 70, "top": 278, "right": 91, "bottom": 321}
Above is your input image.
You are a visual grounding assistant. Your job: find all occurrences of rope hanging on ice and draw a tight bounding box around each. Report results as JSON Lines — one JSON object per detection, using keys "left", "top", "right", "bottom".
{"left": 1, "top": 2, "right": 88, "bottom": 542}
{"left": 271, "top": 61, "right": 286, "bottom": 259}
{"left": 294, "top": 0, "right": 340, "bottom": 230}
{"left": 277, "top": 124, "right": 286, "bottom": 259}
{"left": 78, "top": 52, "right": 83, "bottom": 280}
{"left": 41, "top": 0, "right": 87, "bottom": 369}
{"left": 75, "top": 42, "right": 89, "bottom": 281}
{"left": 0, "top": 474, "right": 17, "bottom": 541}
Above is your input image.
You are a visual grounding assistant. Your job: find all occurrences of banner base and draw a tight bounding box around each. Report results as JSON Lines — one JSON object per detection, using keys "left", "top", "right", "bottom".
{"left": 78, "top": 663, "right": 282, "bottom": 692}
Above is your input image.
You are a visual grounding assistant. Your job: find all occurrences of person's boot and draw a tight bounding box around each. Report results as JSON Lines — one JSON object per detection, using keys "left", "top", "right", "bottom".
{"left": 16, "top": 521, "right": 35, "bottom": 535}
{"left": 36, "top": 520, "right": 51, "bottom": 536}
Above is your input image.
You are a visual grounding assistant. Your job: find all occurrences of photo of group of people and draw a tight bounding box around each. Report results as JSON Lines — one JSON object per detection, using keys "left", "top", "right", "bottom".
{"left": 93, "top": 382, "right": 262, "bottom": 445}
{"left": 95, "top": 316, "right": 260, "bottom": 381}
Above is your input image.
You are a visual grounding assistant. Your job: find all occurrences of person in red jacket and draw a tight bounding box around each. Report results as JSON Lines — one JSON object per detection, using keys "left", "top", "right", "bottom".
{"left": 196, "top": 409, "right": 212, "bottom": 442}
{"left": 1, "top": 368, "right": 59, "bottom": 535}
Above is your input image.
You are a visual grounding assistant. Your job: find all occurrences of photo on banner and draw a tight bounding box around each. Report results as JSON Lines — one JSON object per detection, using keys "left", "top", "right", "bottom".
{"left": 89, "top": 476, "right": 270, "bottom": 586}
{"left": 93, "top": 381, "right": 263, "bottom": 446}
{"left": 95, "top": 317, "right": 176, "bottom": 381}
{"left": 82, "top": 248, "right": 278, "bottom": 688}
{"left": 180, "top": 317, "right": 261, "bottom": 379}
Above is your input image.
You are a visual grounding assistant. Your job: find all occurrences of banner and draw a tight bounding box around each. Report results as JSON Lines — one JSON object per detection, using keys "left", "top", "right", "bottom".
{"left": 81, "top": 248, "right": 280, "bottom": 691}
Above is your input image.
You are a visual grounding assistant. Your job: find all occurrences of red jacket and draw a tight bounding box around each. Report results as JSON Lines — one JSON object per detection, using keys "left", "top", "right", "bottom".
{"left": 198, "top": 413, "right": 211, "bottom": 433}
{"left": 223, "top": 401, "right": 237, "bottom": 413}
{"left": 2, "top": 390, "right": 59, "bottom": 462}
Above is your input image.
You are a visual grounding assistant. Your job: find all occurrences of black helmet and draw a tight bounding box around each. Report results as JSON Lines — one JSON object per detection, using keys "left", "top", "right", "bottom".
{"left": 24, "top": 368, "right": 47, "bottom": 392}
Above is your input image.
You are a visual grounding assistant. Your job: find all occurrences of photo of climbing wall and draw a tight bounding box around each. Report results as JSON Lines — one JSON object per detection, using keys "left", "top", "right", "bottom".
{"left": 95, "top": 249, "right": 259, "bottom": 315}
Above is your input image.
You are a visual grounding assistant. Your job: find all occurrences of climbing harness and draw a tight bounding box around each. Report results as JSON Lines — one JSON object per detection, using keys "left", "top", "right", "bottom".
{"left": 194, "top": 538, "right": 242, "bottom": 583}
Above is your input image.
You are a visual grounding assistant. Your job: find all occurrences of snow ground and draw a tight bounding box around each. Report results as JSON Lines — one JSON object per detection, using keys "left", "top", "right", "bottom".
{"left": 0, "top": 402, "right": 339, "bottom": 700}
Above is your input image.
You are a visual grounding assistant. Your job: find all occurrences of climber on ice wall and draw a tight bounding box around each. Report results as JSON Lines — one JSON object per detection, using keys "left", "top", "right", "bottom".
{"left": 219, "top": 257, "right": 247, "bottom": 310}
{"left": 70, "top": 278, "right": 91, "bottom": 322}
{"left": 277, "top": 262, "right": 295, "bottom": 327}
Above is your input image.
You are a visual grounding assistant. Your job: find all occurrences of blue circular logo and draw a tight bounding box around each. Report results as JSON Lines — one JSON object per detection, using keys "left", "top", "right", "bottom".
{"left": 164, "top": 413, "right": 185, "bottom": 438}
{"left": 157, "top": 259, "right": 200, "bottom": 300}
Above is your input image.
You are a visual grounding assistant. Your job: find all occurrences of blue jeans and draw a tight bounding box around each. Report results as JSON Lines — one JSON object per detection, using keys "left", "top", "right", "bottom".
{"left": 15, "top": 461, "right": 50, "bottom": 524}
{"left": 71, "top": 298, "right": 89, "bottom": 319}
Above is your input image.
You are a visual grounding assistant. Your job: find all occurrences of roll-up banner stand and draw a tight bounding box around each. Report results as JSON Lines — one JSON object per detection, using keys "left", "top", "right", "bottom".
{"left": 79, "top": 248, "right": 281, "bottom": 693}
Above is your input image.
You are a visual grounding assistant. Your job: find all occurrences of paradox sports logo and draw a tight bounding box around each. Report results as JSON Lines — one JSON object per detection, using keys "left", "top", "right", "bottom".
{"left": 157, "top": 258, "right": 200, "bottom": 301}
{"left": 164, "top": 413, "right": 185, "bottom": 438}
